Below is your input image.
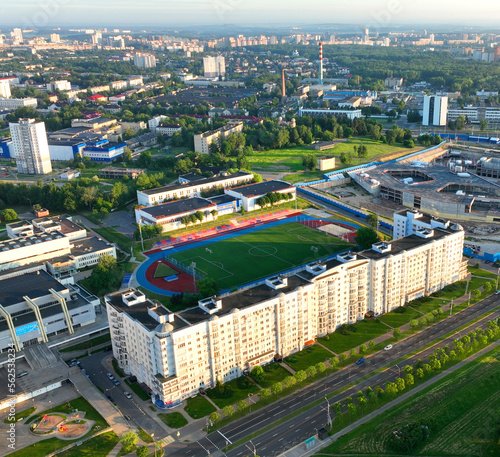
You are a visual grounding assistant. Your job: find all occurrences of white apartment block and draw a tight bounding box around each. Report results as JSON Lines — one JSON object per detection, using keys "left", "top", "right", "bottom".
{"left": 50, "top": 33, "right": 60, "bottom": 43}
{"left": 193, "top": 122, "right": 244, "bottom": 154}
{"left": 0, "top": 98, "right": 37, "bottom": 110}
{"left": 10, "top": 118, "right": 52, "bottom": 175}
{"left": 393, "top": 209, "right": 452, "bottom": 240}
{"left": 447, "top": 106, "right": 500, "bottom": 124}
{"left": 46, "top": 80, "right": 71, "bottom": 92}
{"left": 134, "top": 53, "right": 157, "bottom": 68}
{"left": 106, "top": 225, "right": 467, "bottom": 406}
{"left": 203, "top": 56, "right": 226, "bottom": 78}
{"left": 423, "top": 95, "right": 448, "bottom": 126}
{"left": 0, "top": 80, "right": 11, "bottom": 98}
{"left": 137, "top": 171, "right": 253, "bottom": 206}
{"left": 110, "top": 80, "right": 128, "bottom": 91}
{"left": 128, "top": 77, "right": 144, "bottom": 87}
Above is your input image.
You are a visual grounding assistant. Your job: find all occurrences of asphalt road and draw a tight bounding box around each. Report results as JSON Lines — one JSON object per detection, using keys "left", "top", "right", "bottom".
{"left": 78, "top": 351, "right": 166, "bottom": 437}
{"left": 166, "top": 294, "right": 500, "bottom": 457}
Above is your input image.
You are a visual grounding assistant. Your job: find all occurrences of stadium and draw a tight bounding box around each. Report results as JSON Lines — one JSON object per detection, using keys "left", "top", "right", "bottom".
{"left": 135, "top": 214, "right": 359, "bottom": 295}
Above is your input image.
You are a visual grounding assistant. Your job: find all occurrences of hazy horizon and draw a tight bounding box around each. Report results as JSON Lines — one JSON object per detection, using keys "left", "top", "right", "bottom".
{"left": 2, "top": 0, "right": 500, "bottom": 30}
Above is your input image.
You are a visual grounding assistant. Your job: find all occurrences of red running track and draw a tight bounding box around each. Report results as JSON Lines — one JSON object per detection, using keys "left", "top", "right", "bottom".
{"left": 145, "top": 259, "right": 196, "bottom": 293}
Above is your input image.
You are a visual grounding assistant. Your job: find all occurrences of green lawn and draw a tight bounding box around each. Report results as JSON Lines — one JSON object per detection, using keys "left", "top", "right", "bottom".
{"left": 157, "top": 411, "right": 188, "bottom": 428}
{"left": 377, "top": 307, "right": 423, "bottom": 328}
{"left": 319, "top": 319, "right": 391, "bottom": 354}
{"left": 431, "top": 281, "right": 468, "bottom": 300}
{"left": 153, "top": 262, "right": 179, "bottom": 278}
{"left": 410, "top": 297, "right": 448, "bottom": 314}
{"left": 284, "top": 344, "right": 333, "bottom": 372}
{"left": 257, "top": 363, "right": 292, "bottom": 388}
{"left": 3, "top": 406, "right": 36, "bottom": 424}
{"left": 60, "top": 334, "right": 111, "bottom": 353}
{"left": 467, "top": 266, "right": 498, "bottom": 279}
{"left": 170, "top": 222, "right": 352, "bottom": 290}
{"left": 468, "top": 276, "right": 494, "bottom": 291}
{"left": 319, "top": 347, "right": 500, "bottom": 456}
{"left": 184, "top": 396, "right": 216, "bottom": 419}
{"left": 55, "top": 432, "right": 119, "bottom": 457}
{"left": 207, "top": 377, "right": 260, "bottom": 409}
{"left": 248, "top": 139, "right": 412, "bottom": 172}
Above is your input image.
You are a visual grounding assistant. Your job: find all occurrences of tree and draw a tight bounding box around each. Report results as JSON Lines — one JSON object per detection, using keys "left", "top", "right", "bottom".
{"left": 120, "top": 431, "right": 138, "bottom": 454}
{"left": 282, "top": 376, "right": 296, "bottom": 389}
{"left": 385, "top": 382, "right": 398, "bottom": 396}
{"left": 250, "top": 366, "right": 264, "bottom": 382}
{"left": 316, "top": 362, "right": 326, "bottom": 374}
{"left": 81, "top": 186, "right": 98, "bottom": 209}
{"left": 359, "top": 344, "right": 367, "bottom": 354}
{"left": 393, "top": 328, "right": 402, "bottom": 340}
{"left": 404, "top": 373, "right": 414, "bottom": 387}
{"left": 350, "top": 348, "right": 357, "bottom": 358}
{"left": 236, "top": 400, "right": 248, "bottom": 412}
{"left": 483, "top": 282, "right": 492, "bottom": 293}
{"left": 294, "top": 370, "right": 307, "bottom": 383}
{"left": 136, "top": 446, "right": 148, "bottom": 457}
{"left": 271, "top": 382, "right": 282, "bottom": 395}
{"left": 339, "top": 353, "right": 348, "bottom": 363}
{"left": 123, "top": 147, "right": 133, "bottom": 162}
{"left": 369, "top": 340, "right": 375, "bottom": 350}
{"left": 416, "top": 368, "right": 424, "bottom": 379}
{"left": 366, "top": 213, "right": 378, "bottom": 228}
{"left": 306, "top": 366, "right": 317, "bottom": 378}
{"left": 329, "top": 356, "right": 339, "bottom": 368}
{"left": 410, "top": 319, "right": 419, "bottom": 329}
{"left": 0, "top": 208, "right": 17, "bottom": 221}
{"left": 258, "top": 388, "right": 271, "bottom": 400}
{"left": 347, "top": 403, "right": 357, "bottom": 415}
{"left": 480, "top": 119, "right": 489, "bottom": 131}
{"left": 222, "top": 405, "right": 235, "bottom": 417}
{"left": 355, "top": 227, "right": 379, "bottom": 249}
{"left": 209, "top": 412, "right": 220, "bottom": 424}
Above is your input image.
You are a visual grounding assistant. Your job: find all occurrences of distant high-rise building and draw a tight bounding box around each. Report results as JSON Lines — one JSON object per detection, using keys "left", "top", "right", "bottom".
{"left": 423, "top": 95, "right": 448, "bottom": 127}
{"left": 11, "top": 28, "right": 23, "bottom": 43}
{"left": 203, "top": 56, "right": 226, "bottom": 78}
{"left": 134, "top": 52, "right": 157, "bottom": 68}
{"left": 363, "top": 28, "right": 370, "bottom": 43}
{"left": 50, "top": 33, "right": 60, "bottom": 43}
{"left": 0, "top": 80, "right": 11, "bottom": 99}
{"left": 10, "top": 119, "right": 52, "bottom": 175}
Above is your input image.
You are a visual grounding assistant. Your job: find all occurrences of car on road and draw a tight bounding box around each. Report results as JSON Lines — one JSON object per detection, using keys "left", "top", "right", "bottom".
{"left": 356, "top": 357, "right": 365, "bottom": 365}
{"left": 113, "top": 379, "right": 121, "bottom": 386}
{"left": 124, "top": 391, "right": 132, "bottom": 399}
{"left": 106, "top": 373, "right": 113, "bottom": 379}
{"left": 384, "top": 344, "right": 393, "bottom": 351}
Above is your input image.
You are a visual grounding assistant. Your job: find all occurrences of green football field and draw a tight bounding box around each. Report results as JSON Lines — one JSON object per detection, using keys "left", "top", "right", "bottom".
{"left": 169, "top": 222, "right": 353, "bottom": 290}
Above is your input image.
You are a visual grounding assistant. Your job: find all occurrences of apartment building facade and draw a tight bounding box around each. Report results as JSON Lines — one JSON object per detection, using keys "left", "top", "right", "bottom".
{"left": 193, "top": 122, "right": 243, "bottom": 154}
{"left": 106, "top": 223, "right": 467, "bottom": 406}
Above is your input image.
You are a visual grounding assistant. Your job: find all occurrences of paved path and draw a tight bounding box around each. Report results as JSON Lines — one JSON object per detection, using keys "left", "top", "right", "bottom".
{"left": 278, "top": 339, "right": 500, "bottom": 457}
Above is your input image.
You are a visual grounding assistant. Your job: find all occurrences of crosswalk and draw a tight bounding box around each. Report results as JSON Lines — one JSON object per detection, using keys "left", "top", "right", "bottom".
{"left": 155, "top": 435, "right": 175, "bottom": 448}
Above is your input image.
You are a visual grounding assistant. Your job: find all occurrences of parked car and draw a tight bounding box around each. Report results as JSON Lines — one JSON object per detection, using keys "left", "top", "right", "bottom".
{"left": 124, "top": 391, "right": 132, "bottom": 399}
{"left": 384, "top": 344, "right": 393, "bottom": 351}
{"left": 106, "top": 373, "right": 113, "bottom": 379}
{"left": 67, "top": 359, "right": 77, "bottom": 367}
{"left": 113, "top": 380, "right": 120, "bottom": 386}
{"left": 356, "top": 357, "right": 365, "bottom": 365}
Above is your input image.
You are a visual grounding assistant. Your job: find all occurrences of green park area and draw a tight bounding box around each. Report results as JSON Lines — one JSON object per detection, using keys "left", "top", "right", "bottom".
{"left": 319, "top": 346, "right": 500, "bottom": 456}
{"left": 184, "top": 395, "right": 216, "bottom": 419}
{"left": 284, "top": 345, "right": 333, "bottom": 372}
{"left": 248, "top": 139, "right": 413, "bottom": 173}
{"left": 170, "top": 222, "right": 352, "bottom": 290}
{"left": 207, "top": 377, "right": 260, "bottom": 409}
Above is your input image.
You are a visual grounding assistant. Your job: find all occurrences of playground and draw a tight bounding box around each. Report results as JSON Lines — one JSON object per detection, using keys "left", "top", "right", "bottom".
{"left": 136, "top": 212, "right": 361, "bottom": 296}
{"left": 31, "top": 411, "right": 92, "bottom": 440}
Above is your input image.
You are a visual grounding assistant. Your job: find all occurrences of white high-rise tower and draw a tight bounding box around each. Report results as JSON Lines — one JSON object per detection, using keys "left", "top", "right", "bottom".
{"left": 10, "top": 119, "right": 52, "bottom": 175}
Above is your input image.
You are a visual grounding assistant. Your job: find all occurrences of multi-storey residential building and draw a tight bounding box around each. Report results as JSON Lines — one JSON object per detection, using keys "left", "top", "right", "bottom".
{"left": 447, "top": 106, "right": 500, "bottom": 124}
{"left": 203, "top": 56, "right": 226, "bottom": 78}
{"left": 0, "top": 80, "right": 11, "bottom": 98}
{"left": 193, "top": 122, "right": 243, "bottom": 154}
{"left": 134, "top": 53, "right": 157, "bottom": 68}
{"left": 10, "top": 119, "right": 52, "bottom": 174}
{"left": 46, "top": 80, "right": 71, "bottom": 92}
{"left": 106, "top": 223, "right": 467, "bottom": 406}
{"left": 423, "top": 95, "right": 448, "bottom": 126}
{"left": 136, "top": 171, "right": 253, "bottom": 206}
{"left": 0, "top": 98, "right": 37, "bottom": 110}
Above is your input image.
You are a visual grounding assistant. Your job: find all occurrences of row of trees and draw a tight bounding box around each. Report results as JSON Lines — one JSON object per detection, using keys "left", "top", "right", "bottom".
{"left": 256, "top": 192, "right": 294, "bottom": 208}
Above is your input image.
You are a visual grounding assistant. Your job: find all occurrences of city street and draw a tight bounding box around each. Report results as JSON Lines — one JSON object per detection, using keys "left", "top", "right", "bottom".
{"left": 79, "top": 352, "right": 167, "bottom": 438}
{"left": 164, "top": 293, "right": 500, "bottom": 457}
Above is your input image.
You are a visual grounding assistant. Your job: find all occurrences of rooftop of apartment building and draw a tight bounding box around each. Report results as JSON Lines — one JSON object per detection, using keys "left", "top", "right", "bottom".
{"left": 139, "top": 197, "right": 216, "bottom": 219}
{"left": 69, "top": 236, "right": 114, "bottom": 257}
{"left": 199, "top": 122, "right": 243, "bottom": 138}
{"left": 0, "top": 231, "right": 67, "bottom": 253}
{"left": 228, "top": 180, "right": 293, "bottom": 197}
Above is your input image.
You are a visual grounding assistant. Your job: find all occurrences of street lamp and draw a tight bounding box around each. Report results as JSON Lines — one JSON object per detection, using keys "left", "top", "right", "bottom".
{"left": 449, "top": 298, "right": 454, "bottom": 316}
{"left": 151, "top": 433, "right": 157, "bottom": 457}
{"left": 245, "top": 440, "right": 256, "bottom": 456}
{"left": 325, "top": 396, "right": 332, "bottom": 427}
{"left": 496, "top": 268, "right": 500, "bottom": 291}
{"left": 248, "top": 393, "right": 252, "bottom": 413}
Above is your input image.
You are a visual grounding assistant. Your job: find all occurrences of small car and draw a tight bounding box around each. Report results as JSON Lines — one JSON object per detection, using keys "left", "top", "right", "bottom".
{"left": 356, "top": 357, "right": 365, "bottom": 365}
{"left": 113, "top": 380, "right": 121, "bottom": 386}
{"left": 106, "top": 373, "right": 114, "bottom": 379}
{"left": 124, "top": 391, "right": 132, "bottom": 399}
{"left": 384, "top": 344, "right": 393, "bottom": 351}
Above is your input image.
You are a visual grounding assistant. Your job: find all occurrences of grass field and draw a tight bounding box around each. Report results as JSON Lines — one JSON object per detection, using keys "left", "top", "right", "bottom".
{"left": 153, "top": 263, "right": 178, "bottom": 279}
{"left": 284, "top": 344, "right": 333, "bottom": 371}
{"left": 55, "top": 432, "right": 119, "bottom": 457}
{"left": 377, "top": 307, "right": 423, "bottom": 328}
{"left": 158, "top": 412, "right": 188, "bottom": 428}
{"left": 170, "top": 222, "right": 352, "bottom": 290}
{"left": 184, "top": 396, "right": 216, "bottom": 419}
{"left": 207, "top": 377, "right": 260, "bottom": 409}
{"left": 248, "top": 139, "right": 412, "bottom": 172}
{"left": 318, "top": 319, "right": 391, "bottom": 354}
{"left": 257, "top": 363, "right": 295, "bottom": 388}
{"left": 320, "top": 347, "right": 500, "bottom": 456}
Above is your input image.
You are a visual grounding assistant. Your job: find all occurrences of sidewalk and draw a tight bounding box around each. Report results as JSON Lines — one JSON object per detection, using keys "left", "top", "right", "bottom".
{"left": 279, "top": 338, "right": 500, "bottom": 457}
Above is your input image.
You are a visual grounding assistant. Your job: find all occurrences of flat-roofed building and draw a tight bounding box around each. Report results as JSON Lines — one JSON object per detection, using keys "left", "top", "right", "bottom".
{"left": 193, "top": 122, "right": 243, "bottom": 154}
{"left": 225, "top": 180, "right": 295, "bottom": 211}
{"left": 99, "top": 167, "right": 145, "bottom": 180}
{"left": 136, "top": 171, "right": 253, "bottom": 206}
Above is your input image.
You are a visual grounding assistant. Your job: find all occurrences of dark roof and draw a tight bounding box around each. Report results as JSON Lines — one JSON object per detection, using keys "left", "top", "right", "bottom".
{"left": 179, "top": 173, "right": 203, "bottom": 182}
{"left": 229, "top": 180, "right": 293, "bottom": 197}
{"left": 208, "top": 194, "right": 239, "bottom": 205}
{"left": 140, "top": 198, "right": 216, "bottom": 220}
{"left": 140, "top": 171, "right": 252, "bottom": 196}
{"left": 70, "top": 237, "right": 113, "bottom": 256}
{"left": 0, "top": 270, "right": 66, "bottom": 308}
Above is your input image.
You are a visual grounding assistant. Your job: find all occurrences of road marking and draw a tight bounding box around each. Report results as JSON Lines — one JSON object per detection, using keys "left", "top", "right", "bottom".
{"left": 289, "top": 424, "right": 294, "bottom": 428}
{"left": 272, "top": 433, "right": 278, "bottom": 437}
{"left": 279, "top": 438, "right": 283, "bottom": 441}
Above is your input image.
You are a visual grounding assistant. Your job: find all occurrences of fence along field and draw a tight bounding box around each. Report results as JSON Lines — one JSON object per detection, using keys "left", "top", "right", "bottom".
{"left": 168, "top": 222, "right": 352, "bottom": 290}
{"left": 325, "top": 347, "right": 500, "bottom": 456}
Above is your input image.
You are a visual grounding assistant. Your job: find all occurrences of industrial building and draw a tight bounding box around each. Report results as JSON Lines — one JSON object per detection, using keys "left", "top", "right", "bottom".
{"left": 106, "top": 223, "right": 467, "bottom": 406}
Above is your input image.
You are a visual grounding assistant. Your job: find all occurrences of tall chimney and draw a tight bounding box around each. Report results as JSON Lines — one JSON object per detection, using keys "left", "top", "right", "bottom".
{"left": 319, "top": 42, "right": 323, "bottom": 86}
{"left": 281, "top": 69, "right": 286, "bottom": 98}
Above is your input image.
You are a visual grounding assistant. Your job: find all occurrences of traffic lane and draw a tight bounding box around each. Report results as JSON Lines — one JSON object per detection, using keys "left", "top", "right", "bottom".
{"left": 229, "top": 308, "right": 500, "bottom": 457}
{"left": 79, "top": 353, "right": 166, "bottom": 436}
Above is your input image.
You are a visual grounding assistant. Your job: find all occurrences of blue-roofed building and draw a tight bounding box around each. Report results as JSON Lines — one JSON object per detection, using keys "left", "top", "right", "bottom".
{"left": 0, "top": 138, "right": 13, "bottom": 159}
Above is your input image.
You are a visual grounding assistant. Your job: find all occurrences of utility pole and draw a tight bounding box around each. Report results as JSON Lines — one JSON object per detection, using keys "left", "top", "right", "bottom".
{"left": 449, "top": 298, "right": 454, "bottom": 316}
{"left": 325, "top": 396, "right": 332, "bottom": 427}
{"left": 138, "top": 218, "right": 144, "bottom": 251}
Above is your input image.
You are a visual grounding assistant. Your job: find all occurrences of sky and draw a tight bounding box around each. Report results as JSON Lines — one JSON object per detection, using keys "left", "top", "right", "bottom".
{"left": 3, "top": 0, "right": 500, "bottom": 29}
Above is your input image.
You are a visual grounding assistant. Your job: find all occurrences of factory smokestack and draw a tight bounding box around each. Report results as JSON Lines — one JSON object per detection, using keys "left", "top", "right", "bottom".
{"left": 319, "top": 42, "right": 323, "bottom": 86}
{"left": 281, "top": 69, "right": 286, "bottom": 99}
